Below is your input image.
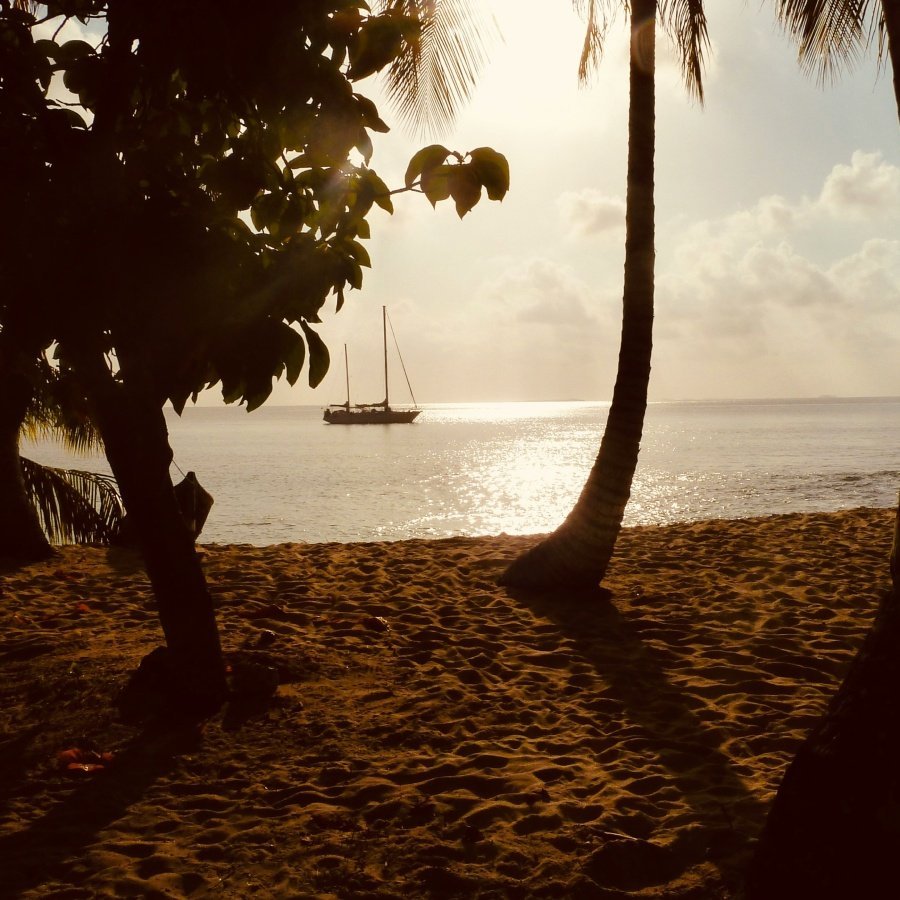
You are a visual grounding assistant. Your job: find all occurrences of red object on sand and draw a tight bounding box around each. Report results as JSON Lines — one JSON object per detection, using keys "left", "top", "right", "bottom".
{"left": 56, "top": 747, "right": 114, "bottom": 774}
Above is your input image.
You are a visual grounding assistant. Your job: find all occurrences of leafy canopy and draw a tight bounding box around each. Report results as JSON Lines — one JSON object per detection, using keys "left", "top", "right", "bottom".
{"left": 0, "top": 1, "right": 508, "bottom": 412}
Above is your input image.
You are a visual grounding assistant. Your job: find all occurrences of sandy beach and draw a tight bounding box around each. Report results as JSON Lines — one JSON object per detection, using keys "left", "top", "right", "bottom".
{"left": 0, "top": 506, "right": 894, "bottom": 898}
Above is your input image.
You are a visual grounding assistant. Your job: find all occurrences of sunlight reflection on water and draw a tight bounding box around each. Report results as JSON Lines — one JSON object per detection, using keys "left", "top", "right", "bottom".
{"left": 22, "top": 398, "right": 900, "bottom": 544}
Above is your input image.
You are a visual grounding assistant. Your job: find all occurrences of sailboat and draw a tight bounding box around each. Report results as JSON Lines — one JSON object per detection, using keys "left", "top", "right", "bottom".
{"left": 323, "top": 306, "right": 421, "bottom": 424}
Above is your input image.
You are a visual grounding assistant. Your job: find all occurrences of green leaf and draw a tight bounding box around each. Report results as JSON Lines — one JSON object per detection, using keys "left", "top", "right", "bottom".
{"left": 420, "top": 164, "right": 453, "bottom": 207}
{"left": 250, "top": 192, "right": 286, "bottom": 231}
{"left": 55, "top": 39, "right": 94, "bottom": 64}
{"left": 349, "top": 14, "right": 412, "bottom": 81}
{"left": 404, "top": 144, "right": 450, "bottom": 190}
{"left": 347, "top": 239, "right": 371, "bottom": 268}
{"left": 347, "top": 259, "right": 364, "bottom": 290}
{"left": 281, "top": 325, "right": 306, "bottom": 385}
{"left": 74, "top": 70, "right": 101, "bottom": 108}
{"left": 280, "top": 107, "right": 313, "bottom": 151}
{"left": 449, "top": 165, "right": 482, "bottom": 218}
{"left": 354, "top": 93, "right": 389, "bottom": 133}
{"left": 300, "top": 321, "right": 330, "bottom": 388}
{"left": 356, "top": 128, "right": 373, "bottom": 163}
{"left": 57, "top": 108, "right": 87, "bottom": 129}
{"left": 468, "top": 147, "right": 510, "bottom": 202}
{"left": 170, "top": 386, "right": 191, "bottom": 416}
{"left": 221, "top": 377, "right": 245, "bottom": 405}
{"left": 208, "top": 155, "right": 267, "bottom": 210}
{"left": 34, "top": 39, "right": 60, "bottom": 61}
{"left": 244, "top": 379, "right": 274, "bottom": 413}
{"left": 364, "top": 171, "right": 393, "bottom": 213}
{"left": 279, "top": 194, "right": 309, "bottom": 235}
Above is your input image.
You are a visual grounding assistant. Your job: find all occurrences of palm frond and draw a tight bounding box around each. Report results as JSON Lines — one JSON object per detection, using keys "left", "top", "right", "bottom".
{"left": 572, "top": 0, "right": 621, "bottom": 84}
{"left": 659, "top": 0, "right": 711, "bottom": 102}
{"left": 573, "top": 0, "right": 710, "bottom": 99}
{"left": 21, "top": 402, "right": 101, "bottom": 453}
{"left": 776, "top": 0, "right": 883, "bottom": 82}
{"left": 20, "top": 359, "right": 103, "bottom": 453}
{"left": 379, "top": 0, "right": 496, "bottom": 136}
{"left": 20, "top": 457, "right": 124, "bottom": 545}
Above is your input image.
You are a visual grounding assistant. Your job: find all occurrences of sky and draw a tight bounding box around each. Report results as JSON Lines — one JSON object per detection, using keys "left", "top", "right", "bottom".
{"left": 285, "top": 0, "right": 900, "bottom": 406}
{"left": 48, "top": 3, "right": 900, "bottom": 405}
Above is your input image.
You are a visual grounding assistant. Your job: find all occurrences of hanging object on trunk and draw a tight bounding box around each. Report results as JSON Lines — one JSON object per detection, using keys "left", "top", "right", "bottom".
{"left": 173, "top": 471, "right": 213, "bottom": 540}
{"left": 113, "top": 470, "right": 213, "bottom": 545}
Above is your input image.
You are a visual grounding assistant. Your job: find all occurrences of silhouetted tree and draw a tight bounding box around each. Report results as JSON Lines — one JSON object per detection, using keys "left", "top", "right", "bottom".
{"left": 744, "top": 4, "right": 899, "bottom": 892}
{"left": 0, "top": 0, "right": 506, "bottom": 715}
{"left": 501, "top": 0, "right": 709, "bottom": 590}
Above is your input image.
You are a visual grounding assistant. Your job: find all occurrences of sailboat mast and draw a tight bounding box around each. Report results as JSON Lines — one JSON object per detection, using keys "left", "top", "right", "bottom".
{"left": 382, "top": 305, "right": 389, "bottom": 408}
{"left": 343, "top": 344, "right": 350, "bottom": 408}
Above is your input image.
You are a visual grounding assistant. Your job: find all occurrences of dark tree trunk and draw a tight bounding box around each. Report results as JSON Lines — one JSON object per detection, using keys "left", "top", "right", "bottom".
{"left": 75, "top": 349, "right": 227, "bottom": 717}
{"left": 745, "top": 501, "right": 900, "bottom": 898}
{"left": 500, "top": 1, "right": 656, "bottom": 590}
{"left": 0, "top": 341, "right": 53, "bottom": 561}
{"left": 882, "top": 0, "right": 900, "bottom": 125}
{"left": 61, "top": 12, "right": 226, "bottom": 716}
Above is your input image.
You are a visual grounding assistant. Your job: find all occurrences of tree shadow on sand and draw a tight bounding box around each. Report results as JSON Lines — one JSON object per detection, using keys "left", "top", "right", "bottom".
{"left": 506, "top": 585, "right": 766, "bottom": 892}
{"left": 103, "top": 545, "right": 147, "bottom": 576}
{"left": 0, "top": 725, "right": 196, "bottom": 897}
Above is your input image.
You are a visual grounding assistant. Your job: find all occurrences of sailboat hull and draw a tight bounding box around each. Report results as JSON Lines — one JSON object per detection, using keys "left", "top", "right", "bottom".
{"left": 323, "top": 408, "right": 420, "bottom": 425}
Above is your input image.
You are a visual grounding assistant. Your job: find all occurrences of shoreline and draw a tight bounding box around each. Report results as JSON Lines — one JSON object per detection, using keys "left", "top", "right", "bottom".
{"left": 187, "top": 502, "right": 898, "bottom": 552}
{"left": 1, "top": 506, "right": 894, "bottom": 897}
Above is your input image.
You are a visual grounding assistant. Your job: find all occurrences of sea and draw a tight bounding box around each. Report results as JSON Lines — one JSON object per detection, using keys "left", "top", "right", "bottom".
{"left": 22, "top": 398, "right": 900, "bottom": 546}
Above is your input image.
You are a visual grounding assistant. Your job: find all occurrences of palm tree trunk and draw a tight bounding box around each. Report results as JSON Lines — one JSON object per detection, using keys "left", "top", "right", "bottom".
{"left": 0, "top": 341, "right": 53, "bottom": 561}
{"left": 500, "top": 0, "right": 656, "bottom": 591}
{"left": 74, "top": 347, "right": 227, "bottom": 717}
{"left": 745, "top": 502, "right": 900, "bottom": 898}
{"left": 883, "top": 0, "right": 900, "bottom": 124}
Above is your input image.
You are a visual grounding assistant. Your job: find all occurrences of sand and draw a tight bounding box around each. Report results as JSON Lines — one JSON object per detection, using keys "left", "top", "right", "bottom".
{"left": 0, "top": 507, "right": 894, "bottom": 899}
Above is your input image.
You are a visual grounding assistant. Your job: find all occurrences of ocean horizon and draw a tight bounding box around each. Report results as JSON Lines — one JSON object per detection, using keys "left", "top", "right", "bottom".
{"left": 22, "top": 396, "right": 900, "bottom": 545}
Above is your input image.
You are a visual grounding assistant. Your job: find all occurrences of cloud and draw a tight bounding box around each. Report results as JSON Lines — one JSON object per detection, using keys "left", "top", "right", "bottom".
{"left": 818, "top": 151, "right": 900, "bottom": 219}
{"left": 667, "top": 153, "right": 900, "bottom": 259}
{"left": 558, "top": 189, "right": 625, "bottom": 237}
{"left": 664, "top": 232, "right": 895, "bottom": 341}
{"left": 666, "top": 151, "right": 900, "bottom": 296}
{"left": 655, "top": 156, "right": 900, "bottom": 397}
{"left": 828, "top": 239, "right": 900, "bottom": 313}
{"left": 741, "top": 242, "right": 842, "bottom": 309}
{"left": 411, "top": 257, "right": 623, "bottom": 401}
{"left": 754, "top": 195, "right": 797, "bottom": 232}
{"left": 544, "top": 151, "right": 900, "bottom": 398}
{"left": 480, "top": 258, "right": 602, "bottom": 329}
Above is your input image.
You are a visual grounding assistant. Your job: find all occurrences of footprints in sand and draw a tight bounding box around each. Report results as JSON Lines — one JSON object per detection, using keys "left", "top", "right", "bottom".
{"left": 260, "top": 507, "right": 872, "bottom": 891}
{"left": 1, "top": 509, "right": 891, "bottom": 897}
